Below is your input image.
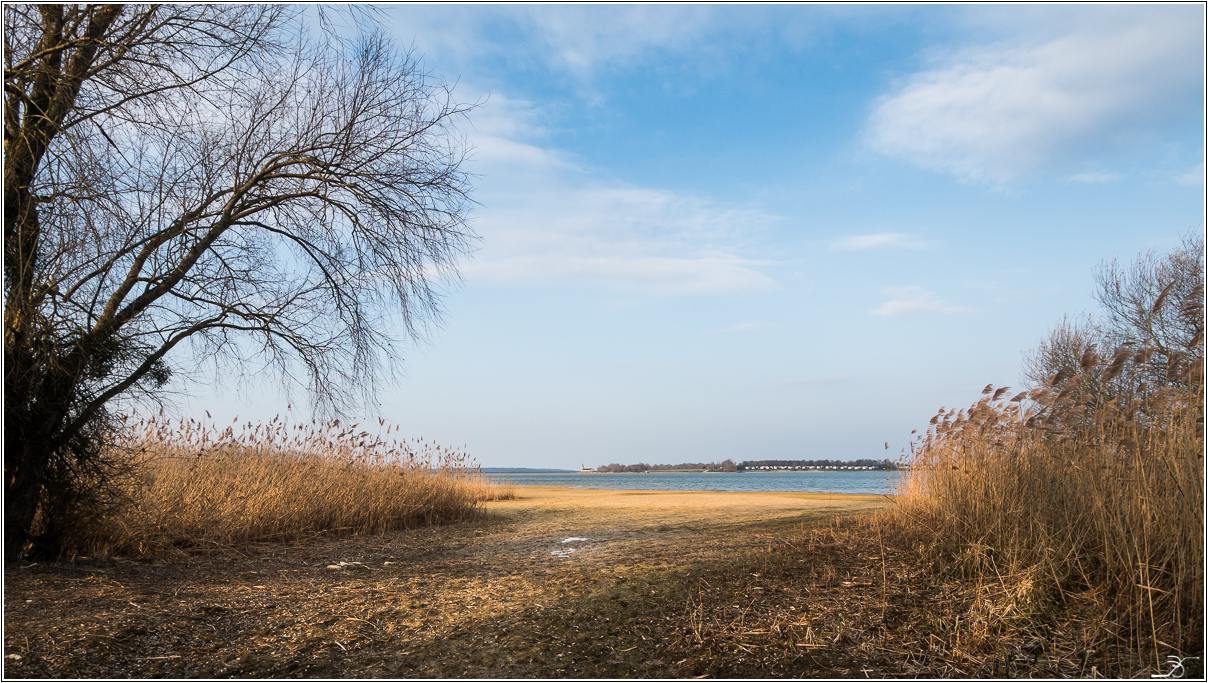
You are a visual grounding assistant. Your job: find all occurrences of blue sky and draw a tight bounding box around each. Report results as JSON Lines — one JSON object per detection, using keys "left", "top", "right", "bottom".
{"left": 191, "top": 4, "right": 1204, "bottom": 469}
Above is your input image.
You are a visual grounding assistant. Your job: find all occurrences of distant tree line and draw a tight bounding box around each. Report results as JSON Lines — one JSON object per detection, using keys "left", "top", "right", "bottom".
{"left": 593, "top": 458, "right": 895, "bottom": 472}
{"left": 595, "top": 463, "right": 650, "bottom": 473}
{"left": 739, "top": 459, "right": 897, "bottom": 470}
{"left": 595, "top": 459, "right": 738, "bottom": 473}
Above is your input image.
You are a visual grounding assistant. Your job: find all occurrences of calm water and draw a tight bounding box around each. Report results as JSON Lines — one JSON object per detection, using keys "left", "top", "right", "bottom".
{"left": 486, "top": 470, "right": 902, "bottom": 495}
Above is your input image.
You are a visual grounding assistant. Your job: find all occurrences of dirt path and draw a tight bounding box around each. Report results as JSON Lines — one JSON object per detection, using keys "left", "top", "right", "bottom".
{"left": 4, "top": 486, "right": 892, "bottom": 678}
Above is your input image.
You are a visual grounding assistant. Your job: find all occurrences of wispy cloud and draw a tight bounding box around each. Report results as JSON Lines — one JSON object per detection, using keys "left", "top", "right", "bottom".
{"left": 1176, "top": 162, "right": 1205, "bottom": 186}
{"left": 461, "top": 98, "right": 779, "bottom": 294}
{"left": 390, "top": 6, "right": 719, "bottom": 82}
{"left": 871, "top": 286, "right": 976, "bottom": 316}
{"left": 832, "top": 232, "right": 925, "bottom": 251}
{"left": 516, "top": 6, "right": 716, "bottom": 73}
{"left": 865, "top": 10, "right": 1202, "bottom": 182}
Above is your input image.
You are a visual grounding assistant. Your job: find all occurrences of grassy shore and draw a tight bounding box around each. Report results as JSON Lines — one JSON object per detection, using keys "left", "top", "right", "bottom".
{"left": 5, "top": 486, "right": 889, "bottom": 678}
{"left": 7, "top": 484, "right": 1197, "bottom": 678}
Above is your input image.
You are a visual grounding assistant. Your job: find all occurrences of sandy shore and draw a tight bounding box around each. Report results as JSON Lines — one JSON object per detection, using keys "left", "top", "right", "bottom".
{"left": 455, "top": 485, "right": 892, "bottom": 569}
{"left": 491, "top": 485, "right": 889, "bottom": 528}
{"left": 484, "top": 485, "right": 887, "bottom": 553}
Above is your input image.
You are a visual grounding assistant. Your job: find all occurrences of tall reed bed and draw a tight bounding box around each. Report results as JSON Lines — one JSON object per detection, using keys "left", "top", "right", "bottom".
{"left": 74, "top": 414, "right": 514, "bottom": 557}
{"left": 894, "top": 364, "right": 1203, "bottom": 671}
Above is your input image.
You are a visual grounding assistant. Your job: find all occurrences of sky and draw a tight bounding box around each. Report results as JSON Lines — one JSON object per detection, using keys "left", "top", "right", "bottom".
{"left": 188, "top": 4, "right": 1204, "bottom": 469}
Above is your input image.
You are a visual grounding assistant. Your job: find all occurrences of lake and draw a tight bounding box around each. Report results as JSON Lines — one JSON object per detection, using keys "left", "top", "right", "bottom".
{"left": 485, "top": 470, "right": 903, "bottom": 496}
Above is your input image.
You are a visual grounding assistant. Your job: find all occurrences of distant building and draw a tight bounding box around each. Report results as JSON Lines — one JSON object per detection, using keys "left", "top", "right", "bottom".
{"left": 579, "top": 465, "right": 594, "bottom": 473}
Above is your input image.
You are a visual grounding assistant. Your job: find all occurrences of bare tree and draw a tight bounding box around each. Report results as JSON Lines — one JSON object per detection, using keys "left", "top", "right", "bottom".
{"left": 1019, "top": 235, "right": 1205, "bottom": 435}
{"left": 1021, "top": 314, "right": 1104, "bottom": 389}
{"left": 1094, "top": 232, "right": 1204, "bottom": 387}
{"left": 4, "top": 5, "right": 476, "bottom": 557}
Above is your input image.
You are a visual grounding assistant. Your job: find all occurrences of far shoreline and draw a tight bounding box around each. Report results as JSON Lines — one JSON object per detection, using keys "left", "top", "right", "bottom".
{"left": 483, "top": 470, "right": 902, "bottom": 496}
{"left": 485, "top": 470, "right": 899, "bottom": 474}
{"left": 491, "top": 483, "right": 897, "bottom": 501}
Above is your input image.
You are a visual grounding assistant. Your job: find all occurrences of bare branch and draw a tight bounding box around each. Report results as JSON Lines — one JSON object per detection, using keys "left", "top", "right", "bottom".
{"left": 4, "top": 5, "right": 477, "bottom": 557}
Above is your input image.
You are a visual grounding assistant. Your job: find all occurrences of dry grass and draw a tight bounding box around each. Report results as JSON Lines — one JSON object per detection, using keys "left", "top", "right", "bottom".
{"left": 893, "top": 367, "right": 1203, "bottom": 673}
{"left": 8, "top": 482, "right": 1194, "bottom": 678}
{"left": 1, "top": 497, "right": 1033, "bottom": 678}
{"left": 65, "top": 413, "right": 514, "bottom": 558}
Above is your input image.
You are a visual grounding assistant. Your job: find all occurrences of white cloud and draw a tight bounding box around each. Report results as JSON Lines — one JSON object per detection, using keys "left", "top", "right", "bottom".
{"left": 866, "top": 10, "right": 1203, "bottom": 182}
{"left": 871, "top": 286, "right": 976, "bottom": 316}
{"left": 518, "top": 6, "right": 715, "bottom": 73}
{"left": 388, "top": 5, "right": 718, "bottom": 80}
{"left": 463, "top": 92, "right": 550, "bottom": 141}
{"left": 461, "top": 98, "right": 779, "bottom": 294}
{"left": 1176, "top": 162, "right": 1205, "bottom": 186}
{"left": 832, "top": 232, "right": 925, "bottom": 251}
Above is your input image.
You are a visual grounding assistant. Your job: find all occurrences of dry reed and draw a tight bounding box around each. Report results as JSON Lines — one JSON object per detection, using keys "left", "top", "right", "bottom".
{"left": 72, "top": 413, "right": 514, "bottom": 557}
{"left": 894, "top": 361, "right": 1203, "bottom": 673}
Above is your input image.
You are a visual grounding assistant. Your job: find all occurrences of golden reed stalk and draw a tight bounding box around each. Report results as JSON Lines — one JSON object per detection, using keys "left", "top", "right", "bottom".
{"left": 894, "top": 369, "right": 1203, "bottom": 669}
{"left": 71, "top": 413, "right": 514, "bottom": 557}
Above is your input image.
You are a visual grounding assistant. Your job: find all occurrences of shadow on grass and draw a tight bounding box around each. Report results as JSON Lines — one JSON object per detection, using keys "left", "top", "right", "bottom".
{"left": 5, "top": 509, "right": 1188, "bottom": 678}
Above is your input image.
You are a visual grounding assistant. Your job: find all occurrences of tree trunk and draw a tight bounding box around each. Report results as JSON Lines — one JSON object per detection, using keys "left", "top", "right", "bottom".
{"left": 4, "top": 438, "right": 47, "bottom": 560}
{"left": 4, "top": 379, "right": 78, "bottom": 560}
{"left": 4, "top": 299, "right": 38, "bottom": 559}
{"left": 4, "top": 332, "right": 78, "bottom": 560}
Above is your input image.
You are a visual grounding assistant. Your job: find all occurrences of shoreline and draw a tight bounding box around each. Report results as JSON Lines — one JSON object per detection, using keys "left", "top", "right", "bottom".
{"left": 485, "top": 472, "right": 902, "bottom": 496}
{"left": 494, "top": 484, "right": 891, "bottom": 505}
{"left": 498, "top": 483, "right": 889, "bottom": 498}
{"left": 478, "top": 485, "right": 890, "bottom": 543}
{"left": 486, "top": 470, "right": 898, "bottom": 474}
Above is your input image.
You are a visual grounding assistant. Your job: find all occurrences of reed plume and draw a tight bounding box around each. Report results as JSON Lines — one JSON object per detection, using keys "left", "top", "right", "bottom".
{"left": 894, "top": 360, "right": 1203, "bottom": 671}
{"left": 60, "top": 413, "right": 514, "bottom": 557}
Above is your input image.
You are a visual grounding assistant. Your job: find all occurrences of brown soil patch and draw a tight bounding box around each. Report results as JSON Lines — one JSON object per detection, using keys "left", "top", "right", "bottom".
{"left": 6, "top": 485, "right": 1139, "bottom": 678}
